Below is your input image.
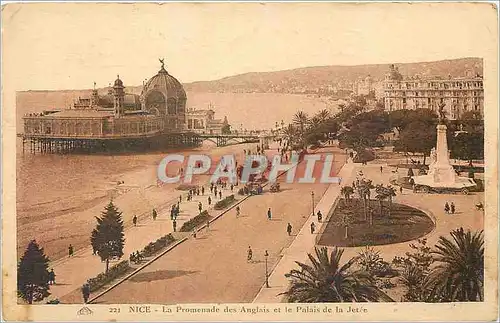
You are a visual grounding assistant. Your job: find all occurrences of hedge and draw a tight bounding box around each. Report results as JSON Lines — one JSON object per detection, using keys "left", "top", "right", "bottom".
{"left": 87, "top": 260, "right": 131, "bottom": 292}
{"left": 140, "top": 234, "right": 176, "bottom": 258}
{"left": 214, "top": 195, "right": 235, "bottom": 210}
{"left": 180, "top": 210, "right": 210, "bottom": 232}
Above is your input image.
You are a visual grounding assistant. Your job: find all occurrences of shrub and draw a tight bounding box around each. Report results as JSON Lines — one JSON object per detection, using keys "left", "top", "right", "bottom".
{"left": 353, "top": 149, "right": 375, "bottom": 163}
{"left": 176, "top": 184, "right": 198, "bottom": 191}
{"left": 180, "top": 210, "right": 210, "bottom": 232}
{"left": 140, "top": 234, "right": 176, "bottom": 258}
{"left": 214, "top": 195, "right": 236, "bottom": 210}
{"left": 87, "top": 260, "right": 131, "bottom": 292}
{"left": 356, "top": 246, "right": 398, "bottom": 278}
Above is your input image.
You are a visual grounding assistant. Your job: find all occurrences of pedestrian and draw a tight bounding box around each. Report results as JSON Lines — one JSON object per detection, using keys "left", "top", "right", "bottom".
{"left": 48, "top": 269, "right": 56, "bottom": 285}
{"left": 317, "top": 210, "right": 323, "bottom": 222}
{"left": 219, "top": 191, "right": 222, "bottom": 199}
{"left": 210, "top": 185, "right": 213, "bottom": 193}
{"left": 197, "top": 188, "right": 200, "bottom": 196}
{"left": 152, "top": 208, "right": 157, "bottom": 221}
{"left": 133, "top": 215, "right": 138, "bottom": 226}
{"left": 380, "top": 166, "right": 383, "bottom": 173}
{"left": 170, "top": 205, "right": 175, "bottom": 220}
{"left": 198, "top": 202, "right": 202, "bottom": 213}
{"left": 192, "top": 230, "right": 197, "bottom": 239}
{"left": 202, "top": 186, "right": 205, "bottom": 195}
{"left": 206, "top": 219, "right": 210, "bottom": 231}
{"left": 81, "top": 283, "right": 90, "bottom": 303}
{"left": 267, "top": 208, "right": 272, "bottom": 220}
{"left": 68, "top": 244, "right": 74, "bottom": 257}
{"left": 400, "top": 186, "right": 403, "bottom": 194}
{"left": 310, "top": 222, "right": 316, "bottom": 234}
{"left": 236, "top": 205, "right": 240, "bottom": 217}
{"left": 230, "top": 184, "right": 234, "bottom": 192}
{"left": 444, "top": 202, "right": 450, "bottom": 214}
{"left": 338, "top": 177, "right": 342, "bottom": 186}
{"left": 450, "top": 202, "right": 456, "bottom": 214}
{"left": 214, "top": 187, "right": 218, "bottom": 197}
{"left": 179, "top": 195, "right": 182, "bottom": 203}
{"left": 247, "top": 246, "right": 253, "bottom": 262}
{"left": 286, "top": 223, "right": 292, "bottom": 236}
{"left": 173, "top": 220, "right": 177, "bottom": 232}
{"left": 352, "top": 181, "right": 356, "bottom": 189}
{"left": 208, "top": 196, "right": 212, "bottom": 206}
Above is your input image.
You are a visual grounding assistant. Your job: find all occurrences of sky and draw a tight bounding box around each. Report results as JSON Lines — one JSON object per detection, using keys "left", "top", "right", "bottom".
{"left": 2, "top": 2, "right": 498, "bottom": 90}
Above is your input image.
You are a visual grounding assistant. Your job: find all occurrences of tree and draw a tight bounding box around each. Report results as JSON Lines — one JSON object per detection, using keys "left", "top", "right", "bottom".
{"left": 221, "top": 124, "right": 231, "bottom": 135}
{"left": 282, "top": 247, "right": 393, "bottom": 302}
{"left": 91, "top": 201, "right": 125, "bottom": 273}
{"left": 339, "top": 210, "right": 355, "bottom": 239}
{"left": 356, "top": 179, "right": 374, "bottom": 221}
{"left": 340, "top": 186, "right": 354, "bottom": 203}
{"left": 395, "top": 121, "right": 436, "bottom": 165}
{"left": 424, "top": 228, "right": 484, "bottom": 302}
{"left": 375, "top": 184, "right": 387, "bottom": 217}
{"left": 17, "top": 240, "right": 51, "bottom": 304}
{"left": 293, "top": 111, "right": 309, "bottom": 147}
{"left": 384, "top": 185, "right": 397, "bottom": 217}
{"left": 450, "top": 132, "right": 484, "bottom": 164}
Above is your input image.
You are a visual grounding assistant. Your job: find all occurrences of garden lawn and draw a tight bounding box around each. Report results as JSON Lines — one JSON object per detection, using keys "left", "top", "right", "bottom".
{"left": 317, "top": 199, "right": 434, "bottom": 247}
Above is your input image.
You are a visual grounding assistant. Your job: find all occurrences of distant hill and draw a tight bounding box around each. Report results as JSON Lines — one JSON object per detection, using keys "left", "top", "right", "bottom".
{"left": 183, "top": 57, "right": 483, "bottom": 93}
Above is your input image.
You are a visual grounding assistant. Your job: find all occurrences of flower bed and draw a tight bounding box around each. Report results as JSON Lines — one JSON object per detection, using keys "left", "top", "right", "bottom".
{"left": 176, "top": 184, "right": 198, "bottom": 191}
{"left": 140, "top": 234, "right": 176, "bottom": 258}
{"left": 180, "top": 210, "right": 210, "bottom": 232}
{"left": 87, "top": 260, "right": 131, "bottom": 293}
{"left": 214, "top": 195, "right": 236, "bottom": 210}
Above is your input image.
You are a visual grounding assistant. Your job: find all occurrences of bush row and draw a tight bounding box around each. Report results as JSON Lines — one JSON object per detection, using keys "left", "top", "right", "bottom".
{"left": 141, "top": 234, "right": 176, "bottom": 258}
{"left": 87, "top": 260, "right": 131, "bottom": 293}
{"left": 180, "top": 210, "right": 210, "bottom": 232}
{"left": 214, "top": 195, "right": 236, "bottom": 210}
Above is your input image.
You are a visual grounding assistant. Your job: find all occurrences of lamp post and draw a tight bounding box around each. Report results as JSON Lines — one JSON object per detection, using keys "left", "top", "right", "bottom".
{"left": 311, "top": 191, "right": 315, "bottom": 216}
{"left": 265, "top": 250, "right": 270, "bottom": 288}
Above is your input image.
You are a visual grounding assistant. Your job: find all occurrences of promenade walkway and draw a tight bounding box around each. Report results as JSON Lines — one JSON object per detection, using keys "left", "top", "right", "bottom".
{"left": 44, "top": 180, "right": 237, "bottom": 303}
{"left": 253, "top": 160, "right": 356, "bottom": 303}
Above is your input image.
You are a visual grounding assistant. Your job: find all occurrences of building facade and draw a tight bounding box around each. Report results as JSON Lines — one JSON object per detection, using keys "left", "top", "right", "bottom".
{"left": 383, "top": 64, "right": 484, "bottom": 119}
{"left": 186, "top": 107, "right": 228, "bottom": 135}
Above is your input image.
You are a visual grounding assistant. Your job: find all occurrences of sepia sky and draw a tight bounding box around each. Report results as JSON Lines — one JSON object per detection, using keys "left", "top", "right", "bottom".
{"left": 2, "top": 2, "right": 498, "bottom": 90}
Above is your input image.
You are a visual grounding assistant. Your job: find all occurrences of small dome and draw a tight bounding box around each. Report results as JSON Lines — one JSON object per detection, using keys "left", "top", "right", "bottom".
{"left": 114, "top": 75, "right": 124, "bottom": 87}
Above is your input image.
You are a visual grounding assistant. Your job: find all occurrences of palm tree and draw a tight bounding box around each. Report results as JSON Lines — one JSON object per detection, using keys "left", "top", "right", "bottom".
{"left": 315, "top": 109, "right": 331, "bottom": 123}
{"left": 375, "top": 184, "right": 387, "bottom": 216}
{"left": 357, "top": 179, "right": 374, "bottom": 221}
{"left": 424, "top": 228, "right": 484, "bottom": 302}
{"left": 282, "top": 247, "right": 393, "bottom": 302}
{"left": 385, "top": 185, "right": 397, "bottom": 217}
{"left": 340, "top": 186, "right": 354, "bottom": 203}
{"left": 293, "top": 111, "right": 309, "bottom": 147}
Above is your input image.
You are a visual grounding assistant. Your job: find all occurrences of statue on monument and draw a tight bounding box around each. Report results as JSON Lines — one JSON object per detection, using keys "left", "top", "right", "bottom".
{"left": 438, "top": 102, "right": 447, "bottom": 124}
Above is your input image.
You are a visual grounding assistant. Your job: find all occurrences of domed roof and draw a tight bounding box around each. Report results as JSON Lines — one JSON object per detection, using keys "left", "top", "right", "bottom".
{"left": 114, "top": 75, "right": 124, "bottom": 87}
{"left": 141, "top": 63, "right": 186, "bottom": 100}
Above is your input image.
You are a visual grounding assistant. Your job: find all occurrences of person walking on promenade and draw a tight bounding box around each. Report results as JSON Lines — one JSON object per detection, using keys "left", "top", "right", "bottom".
{"left": 208, "top": 196, "right": 212, "bottom": 206}
{"left": 380, "top": 166, "right": 383, "bottom": 173}
{"left": 173, "top": 220, "right": 177, "bottom": 232}
{"left": 230, "top": 184, "right": 234, "bottom": 192}
{"left": 214, "top": 187, "right": 218, "bottom": 197}
{"left": 202, "top": 186, "right": 205, "bottom": 195}
{"left": 210, "top": 185, "right": 213, "bottom": 194}
{"left": 81, "top": 283, "right": 90, "bottom": 303}
{"left": 170, "top": 205, "right": 175, "bottom": 220}
{"left": 198, "top": 202, "right": 202, "bottom": 214}
{"left": 450, "top": 202, "right": 456, "bottom": 214}
{"left": 197, "top": 188, "right": 200, "bottom": 196}
{"left": 400, "top": 186, "right": 403, "bottom": 194}
{"left": 192, "top": 230, "right": 197, "bottom": 239}
{"left": 247, "top": 246, "right": 253, "bottom": 262}
{"left": 219, "top": 191, "right": 222, "bottom": 200}
{"left": 267, "top": 208, "right": 272, "bottom": 220}
{"left": 48, "top": 269, "right": 56, "bottom": 285}
{"left": 152, "top": 208, "right": 157, "bottom": 221}
{"left": 317, "top": 210, "right": 323, "bottom": 222}
{"left": 133, "top": 215, "right": 138, "bottom": 226}
{"left": 287, "top": 223, "right": 292, "bottom": 236}
{"left": 338, "top": 177, "right": 342, "bottom": 186}
{"left": 236, "top": 205, "right": 241, "bottom": 217}
{"left": 68, "top": 244, "right": 74, "bottom": 257}
{"left": 179, "top": 195, "right": 182, "bottom": 203}
{"left": 310, "top": 222, "right": 316, "bottom": 234}
{"left": 444, "top": 202, "right": 450, "bottom": 214}
{"left": 206, "top": 219, "right": 210, "bottom": 231}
